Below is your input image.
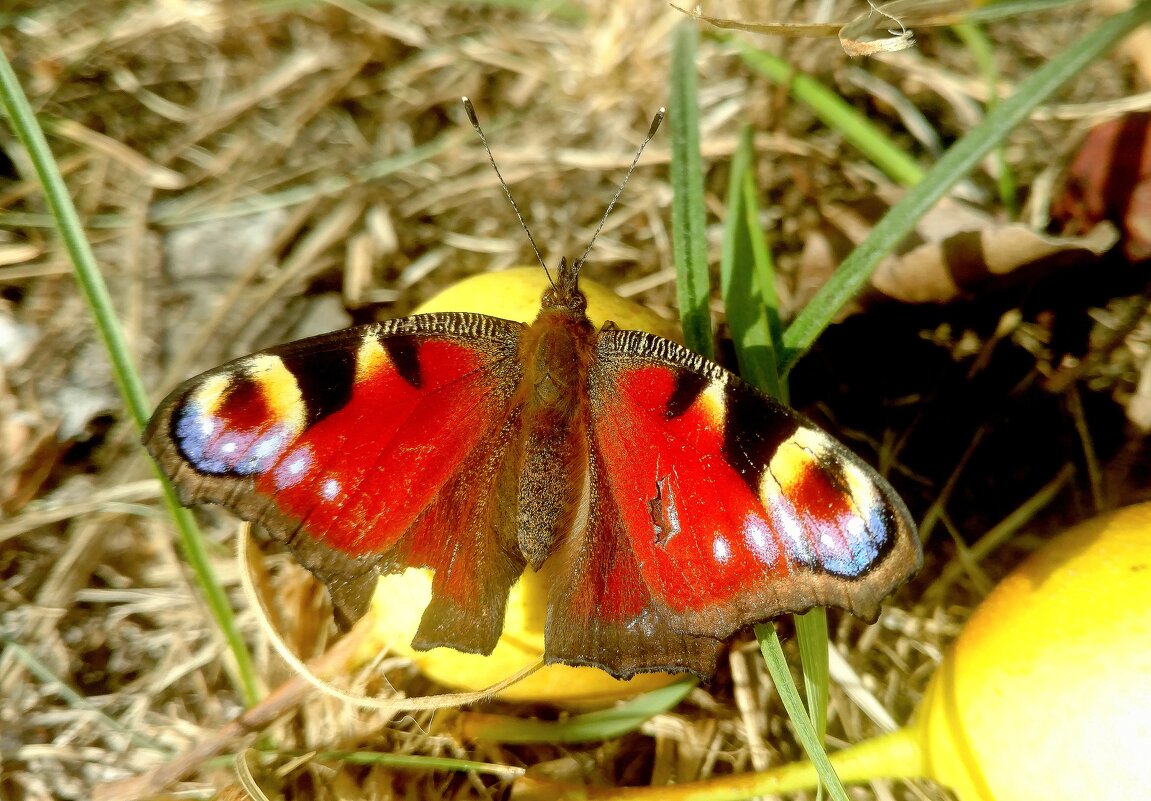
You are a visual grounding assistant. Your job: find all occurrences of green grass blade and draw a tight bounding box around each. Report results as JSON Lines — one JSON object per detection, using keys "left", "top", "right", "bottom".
{"left": 0, "top": 47, "right": 261, "bottom": 706}
{"left": 779, "top": 0, "right": 1151, "bottom": 374}
{"left": 737, "top": 47, "right": 925, "bottom": 187}
{"left": 741, "top": 174, "right": 785, "bottom": 391}
{"left": 0, "top": 127, "right": 463, "bottom": 230}
{"left": 310, "top": 750, "right": 526, "bottom": 777}
{"left": 669, "top": 20, "right": 714, "bottom": 358}
{"left": 953, "top": 21, "right": 1019, "bottom": 216}
{"left": 453, "top": 677, "right": 697, "bottom": 743}
{"left": 720, "top": 129, "right": 833, "bottom": 785}
{"left": 1, "top": 636, "right": 173, "bottom": 752}
{"left": 720, "top": 126, "right": 785, "bottom": 400}
{"left": 757, "top": 624, "right": 850, "bottom": 801}
{"left": 958, "top": 0, "right": 1084, "bottom": 24}
{"left": 795, "top": 608, "right": 830, "bottom": 744}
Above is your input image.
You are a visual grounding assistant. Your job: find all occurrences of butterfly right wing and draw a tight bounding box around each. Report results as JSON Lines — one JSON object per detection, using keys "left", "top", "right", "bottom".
{"left": 545, "top": 329, "right": 920, "bottom": 678}
{"left": 145, "top": 313, "right": 530, "bottom": 653}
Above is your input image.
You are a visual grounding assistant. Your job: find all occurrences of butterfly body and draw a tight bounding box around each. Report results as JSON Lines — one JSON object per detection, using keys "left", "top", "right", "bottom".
{"left": 146, "top": 259, "right": 920, "bottom": 679}
{"left": 512, "top": 275, "right": 597, "bottom": 570}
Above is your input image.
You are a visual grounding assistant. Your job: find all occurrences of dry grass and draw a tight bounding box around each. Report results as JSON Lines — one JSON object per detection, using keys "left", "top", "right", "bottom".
{"left": 1, "top": 0, "right": 1149, "bottom": 799}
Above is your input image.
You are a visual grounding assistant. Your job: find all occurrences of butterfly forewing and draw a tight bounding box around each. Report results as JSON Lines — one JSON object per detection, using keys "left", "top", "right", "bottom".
{"left": 145, "top": 312, "right": 528, "bottom": 631}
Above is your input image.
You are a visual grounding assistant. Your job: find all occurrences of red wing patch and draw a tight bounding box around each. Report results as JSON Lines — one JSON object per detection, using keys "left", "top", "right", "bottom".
{"left": 145, "top": 313, "right": 526, "bottom": 630}
{"left": 583, "top": 330, "right": 920, "bottom": 646}
{"left": 544, "top": 439, "right": 725, "bottom": 678}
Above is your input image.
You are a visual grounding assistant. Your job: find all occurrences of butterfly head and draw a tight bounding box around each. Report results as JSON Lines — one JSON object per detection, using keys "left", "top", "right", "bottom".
{"left": 541, "top": 256, "right": 588, "bottom": 316}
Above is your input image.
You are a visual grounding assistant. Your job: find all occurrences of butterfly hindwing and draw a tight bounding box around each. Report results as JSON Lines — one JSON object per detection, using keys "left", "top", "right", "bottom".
{"left": 544, "top": 439, "right": 726, "bottom": 677}
{"left": 398, "top": 407, "right": 529, "bottom": 653}
{"left": 542, "top": 328, "right": 920, "bottom": 676}
{"left": 145, "top": 312, "right": 528, "bottom": 647}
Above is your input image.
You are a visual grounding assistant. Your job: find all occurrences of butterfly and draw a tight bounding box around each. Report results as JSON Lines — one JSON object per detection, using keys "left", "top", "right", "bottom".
{"left": 144, "top": 101, "right": 921, "bottom": 680}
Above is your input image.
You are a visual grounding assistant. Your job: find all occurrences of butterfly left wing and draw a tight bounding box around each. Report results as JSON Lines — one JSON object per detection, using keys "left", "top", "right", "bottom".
{"left": 144, "top": 314, "right": 531, "bottom": 649}
{"left": 546, "top": 328, "right": 921, "bottom": 678}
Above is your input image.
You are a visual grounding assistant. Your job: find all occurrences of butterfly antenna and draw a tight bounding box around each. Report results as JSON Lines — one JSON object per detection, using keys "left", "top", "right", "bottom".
{"left": 573, "top": 107, "right": 665, "bottom": 274}
{"left": 462, "top": 97, "right": 553, "bottom": 288}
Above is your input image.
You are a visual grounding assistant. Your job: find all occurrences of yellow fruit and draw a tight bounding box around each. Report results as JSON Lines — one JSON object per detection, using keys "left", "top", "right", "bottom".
{"left": 508, "top": 504, "right": 1151, "bottom": 794}
{"left": 917, "top": 502, "right": 1151, "bottom": 800}
{"left": 369, "top": 266, "right": 686, "bottom": 704}
{"left": 413, "top": 266, "right": 682, "bottom": 339}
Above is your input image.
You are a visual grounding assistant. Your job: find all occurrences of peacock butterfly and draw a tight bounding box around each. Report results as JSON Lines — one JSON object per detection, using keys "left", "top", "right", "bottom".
{"left": 144, "top": 100, "right": 921, "bottom": 679}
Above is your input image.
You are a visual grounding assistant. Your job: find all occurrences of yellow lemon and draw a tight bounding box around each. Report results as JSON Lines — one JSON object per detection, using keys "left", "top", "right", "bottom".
{"left": 507, "top": 503, "right": 1151, "bottom": 793}
{"left": 412, "top": 266, "right": 681, "bottom": 339}
{"left": 369, "top": 266, "right": 686, "bottom": 704}
{"left": 917, "top": 502, "right": 1151, "bottom": 799}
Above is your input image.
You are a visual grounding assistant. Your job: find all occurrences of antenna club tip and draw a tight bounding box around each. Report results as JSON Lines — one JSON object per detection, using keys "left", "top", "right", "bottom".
{"left": 462, "top": 97, "right": 480, "bottom": 127}
{"left": 646, "top": 108, "right": 666, "bottom": 138}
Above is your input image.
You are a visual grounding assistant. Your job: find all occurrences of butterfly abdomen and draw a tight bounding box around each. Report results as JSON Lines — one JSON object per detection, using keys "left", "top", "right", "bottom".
{"left": 513, "top": 304, "right": 599, "bottom": 569}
